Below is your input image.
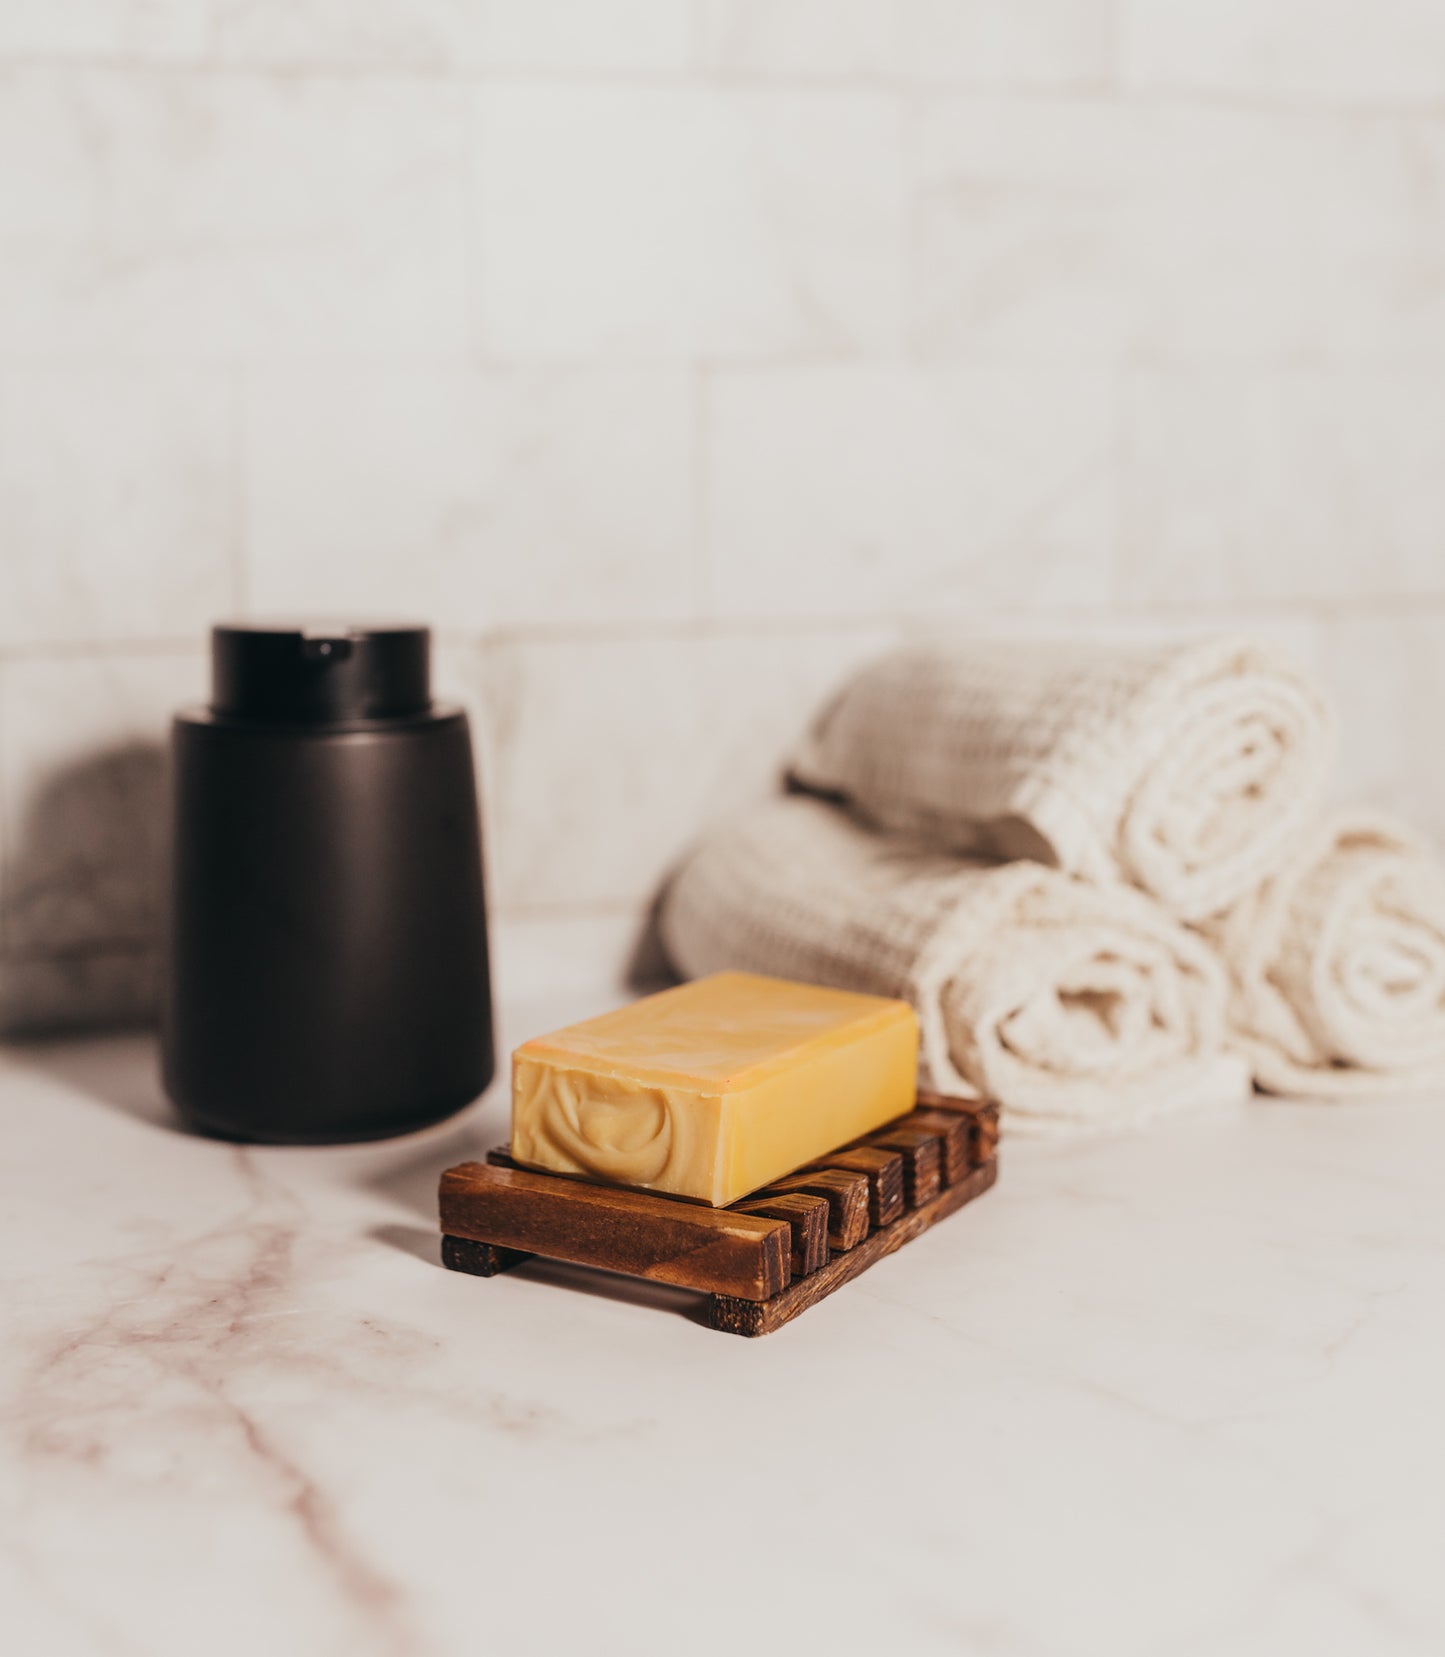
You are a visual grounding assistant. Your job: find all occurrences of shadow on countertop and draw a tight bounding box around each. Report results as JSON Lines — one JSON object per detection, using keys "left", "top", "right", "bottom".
{"left": 3, "top": 1027, "right": 178, "bottom": 1131}
{"left": 373, "top": 1221, "right": 711, "bottom": 1326}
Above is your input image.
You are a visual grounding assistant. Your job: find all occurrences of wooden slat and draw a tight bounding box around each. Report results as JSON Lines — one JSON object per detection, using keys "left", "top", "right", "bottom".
{"left": 972, "top": 1104, "right": 1001, "bottom": 1167}
{"left": 889, "top": 1109, "right": 970, "bottom": 1186}
{"left": 732, "top": 1193, "right": 828, "bottom": 1277}
{"left": 866, "top": 1127, "right": 942, "bottom": 1209}
{"left": 913, "top": 1085, "right": 976, "bottom": 1113}
{"left": 759, "top": 1168, "right": 869, "bottom": 1251}
{"left": 439, "top": 1162, "right": 790, "bottom": 1302}
{"left": 709, "top": 1160, "right": 998, "bottom": 1337}
{"left": 912, "top": 1091, "right": 1001, "bottom": 1169}
{"left": 813, "top": 1146, "right": 904, "bottom": 1228}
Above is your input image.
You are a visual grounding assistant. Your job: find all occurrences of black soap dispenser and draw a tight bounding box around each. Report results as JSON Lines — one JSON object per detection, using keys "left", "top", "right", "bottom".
{"left": 162, "top": 622, "right": 494, "bottom": 1142}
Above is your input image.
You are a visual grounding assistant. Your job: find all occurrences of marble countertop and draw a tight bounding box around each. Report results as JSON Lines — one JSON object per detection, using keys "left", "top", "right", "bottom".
{"left": 4, "top": 1002, "right": 1443, "bottom": 1657}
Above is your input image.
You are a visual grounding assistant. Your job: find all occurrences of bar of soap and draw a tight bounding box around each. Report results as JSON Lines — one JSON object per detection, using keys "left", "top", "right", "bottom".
{"left": 510, "top": 971, "right": 919, "bottom": 1208}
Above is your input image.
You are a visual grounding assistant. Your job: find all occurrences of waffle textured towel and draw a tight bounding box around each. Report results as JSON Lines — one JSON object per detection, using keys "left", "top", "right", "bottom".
{"left": 1209, "top": 812, "right": 1445, "bottom": 1096}
{"left": 790, "top": 636, "right": 1333, "bottom": 922}
{"left": 660, "top": 795, "right": 1249, "bottom": 1135}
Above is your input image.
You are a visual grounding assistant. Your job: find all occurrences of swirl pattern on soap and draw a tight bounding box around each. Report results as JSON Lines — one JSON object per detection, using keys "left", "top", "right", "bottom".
{"left": 524, "top": 1065, "right": 690, "bottom": 1188}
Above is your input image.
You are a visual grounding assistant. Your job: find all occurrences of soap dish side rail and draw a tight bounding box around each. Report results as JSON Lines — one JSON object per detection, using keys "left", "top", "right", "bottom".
{"left": 438, "top": 1091, "right": 999, "bottom": 1337}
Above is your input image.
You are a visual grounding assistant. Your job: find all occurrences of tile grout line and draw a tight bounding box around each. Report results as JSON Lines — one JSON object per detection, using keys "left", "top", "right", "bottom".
{"left": 0, "top": 639, "right": 209, "bottom": 663}
{"left": 685, "top": 0, "right": 705, "bottom": 75}
{"left": 3, "top": 350, "right": 1445, "bottom": 379}
{"left": 1110, "top": 362, "right": 1131, "bottom": 608}
{"left": 689, "top": 365, "right": 710, "bottom": 617}
{"left": 6, "top": 592, "right": 1445, "bottom": 664}
{"left": 1102, "top": 0, "right": 1125, "bottom": 99}
{"left": 230, "top": 361, "right": 249, "bottom": 617}
{"left": 461, "top": 68, "right": 487, "bottom": 372}
{"left": 466, "top": 594, "right": 1445, "bottom": 644}
{"left": 0, "top": 53, "right": 1441, "bottom": 123}
{"left": 900, "top": 86, "right": 921, "bottom": 368}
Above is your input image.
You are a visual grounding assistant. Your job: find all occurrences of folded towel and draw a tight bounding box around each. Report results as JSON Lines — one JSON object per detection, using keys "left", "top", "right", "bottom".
{"left": 790, "top": 636, "right": 1333, "bottom": 922}
{"left": 660, "top": 794, "right": 1250, "bottom": 1135}
{"left": 1208, "top": 812, "right": 1445, "bottom": 1096}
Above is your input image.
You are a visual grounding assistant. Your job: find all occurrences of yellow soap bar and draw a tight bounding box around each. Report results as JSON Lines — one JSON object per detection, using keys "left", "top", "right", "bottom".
{"left": 510, "top": 971, "right": 919, "bottom": 1208}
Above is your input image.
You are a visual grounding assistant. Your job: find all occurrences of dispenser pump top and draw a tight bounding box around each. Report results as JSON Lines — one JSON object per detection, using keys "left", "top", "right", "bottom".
{"left": 210, "top": 622, "right": 432, "bottom": 724}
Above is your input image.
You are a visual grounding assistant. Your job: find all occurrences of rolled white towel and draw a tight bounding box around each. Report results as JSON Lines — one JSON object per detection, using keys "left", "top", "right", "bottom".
{"left": 790, "top": 636, "right": 1333, "bottom": 922}
{"left": 1209, "top": 811, "right": 1445, "bottom": 1096}
{"left": 660, "top": 794, "right": 1250, "bottom": 1136}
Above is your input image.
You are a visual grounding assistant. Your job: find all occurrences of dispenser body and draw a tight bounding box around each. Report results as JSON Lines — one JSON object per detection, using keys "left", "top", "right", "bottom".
{"left": 162, "top": 625, "right": 493, "bottom": 1142}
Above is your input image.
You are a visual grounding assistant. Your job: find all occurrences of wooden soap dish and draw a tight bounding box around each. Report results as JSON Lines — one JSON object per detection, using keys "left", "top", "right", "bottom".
{"left": 438, "top": 1089, "right": 998, "bottom": 1337}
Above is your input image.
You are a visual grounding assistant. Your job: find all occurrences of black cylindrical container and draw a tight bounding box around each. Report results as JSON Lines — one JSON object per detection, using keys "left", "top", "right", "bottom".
{"left": 162, "top": 622, "right": 493, "bottom": 1142}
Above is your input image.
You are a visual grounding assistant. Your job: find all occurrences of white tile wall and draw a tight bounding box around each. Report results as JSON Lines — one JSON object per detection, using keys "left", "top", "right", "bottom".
{"left": 697, "top": 0, "right": 898, "bottom": 80}
{"left": 910, "top": 98, "right": 1445, "bottom": 364}
{"left": 705, "top": 365, "right": 1115, "bottom": 618}
{"left": 209, "top": 0, "right": 693, "bottom": 73}
{"left": 1, "top": 3, "right": 1444, "bottom": 1034}
{"left": 0, "top": 68, "right": 471, "bottom": 355}
{"left": 208, "top": 0, "right": 475, "bottom": 69}
{"left": 465, "top": 625, "right": 899, "bottom": 912}
{"left": 895, "top": 0, "right": 1114, "bottom": 88}
{"left": 698, "top": 1, "right": 1113, "bottom": 88}
{"left": 1121, "top": 370, "right": 1445, "bottom": 604}
{"left": 0, "top": 1, "right": 207, "bottom": 59}
{"left": 0, "top": 366, "right": 236, "bottom": 646}
{"left": 1121, "top": 0, "right": 1445, "bottom": 107}
{"left": 475, "top": 85, "right": 905, "bottom": 358}
{"left": 243, "top": 366, "right": 694, "bottom": 627}
{"left": 477, "top": 1, "right": 693, "bottom": 72}
{"left": 1315, "top": 616, "right": 1445, "bottom": 834}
